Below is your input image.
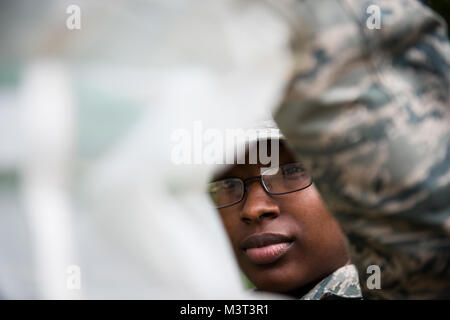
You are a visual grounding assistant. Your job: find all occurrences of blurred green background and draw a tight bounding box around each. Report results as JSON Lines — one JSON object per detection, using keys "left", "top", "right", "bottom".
{"left": 423, "top": 0, "right": 450, "bottom": 35}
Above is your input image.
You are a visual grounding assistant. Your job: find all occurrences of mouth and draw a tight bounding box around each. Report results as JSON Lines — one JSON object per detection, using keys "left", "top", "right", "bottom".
{"left": 240, "top": 233, "right": 294, "bottom": 265}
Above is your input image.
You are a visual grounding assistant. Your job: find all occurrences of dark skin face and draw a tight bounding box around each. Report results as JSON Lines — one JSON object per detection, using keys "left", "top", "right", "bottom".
{"left": 214, "top": 142, "right": 349, "bottom": 297}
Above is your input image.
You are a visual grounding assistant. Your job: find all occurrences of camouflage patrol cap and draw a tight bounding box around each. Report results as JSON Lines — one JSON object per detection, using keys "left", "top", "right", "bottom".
{"left": 243, "top": 119, "right": 284, "bottom": 143}
{"left": 211, "top": 119, "right": 284, "bottom": 179}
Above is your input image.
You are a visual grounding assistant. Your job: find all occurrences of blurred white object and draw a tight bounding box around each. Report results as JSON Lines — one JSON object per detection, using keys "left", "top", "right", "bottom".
{"left": 0, "top": 0, "right": 292, "bottom": 299}
{"left": 19, "top": 62, "right": 79, "bottom": 299}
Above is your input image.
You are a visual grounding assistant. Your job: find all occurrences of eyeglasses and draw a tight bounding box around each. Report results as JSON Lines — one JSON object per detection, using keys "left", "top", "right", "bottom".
{"left": 208, "top": 162, "right": 313, "bottom": 209}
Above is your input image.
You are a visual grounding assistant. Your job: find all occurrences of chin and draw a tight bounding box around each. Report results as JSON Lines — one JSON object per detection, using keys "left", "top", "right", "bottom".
{"left": 246, "top": 263, "right": 314, "bottom": 294}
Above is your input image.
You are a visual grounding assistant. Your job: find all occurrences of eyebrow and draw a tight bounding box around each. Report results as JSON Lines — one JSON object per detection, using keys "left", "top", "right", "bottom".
{"left": 211, "top": 161, "right": 303, "bottom": 182}
{"left": 212, "top": 167, "right": 246, "bottom": 182}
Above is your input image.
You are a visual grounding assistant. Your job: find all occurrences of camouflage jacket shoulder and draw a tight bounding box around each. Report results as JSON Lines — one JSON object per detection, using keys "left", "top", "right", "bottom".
{"left": 301, "top": 264, "right": 362, "bottom": 300}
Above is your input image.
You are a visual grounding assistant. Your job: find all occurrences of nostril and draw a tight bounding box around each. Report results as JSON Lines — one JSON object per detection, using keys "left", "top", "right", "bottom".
{"left": 259, "top": 212, "right": 277, "bottom": 220}
{"left": 241, "top": 216, "right": 252, "bottom": 224}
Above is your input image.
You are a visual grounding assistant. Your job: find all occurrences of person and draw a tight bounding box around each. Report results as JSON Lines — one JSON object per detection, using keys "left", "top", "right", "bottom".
{"left": 271, "top": 0, "right": 450, "bottom": 299}
{"left": 209, "top": 123, "right": 362, "bottom": 299}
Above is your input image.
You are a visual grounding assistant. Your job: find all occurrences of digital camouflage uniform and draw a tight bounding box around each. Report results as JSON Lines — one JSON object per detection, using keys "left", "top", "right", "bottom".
{"left": 273, "top": 0, "right": 450, "bottom": 299}
{"left": 301, "top": 264, "right": 362, "bottom": 300}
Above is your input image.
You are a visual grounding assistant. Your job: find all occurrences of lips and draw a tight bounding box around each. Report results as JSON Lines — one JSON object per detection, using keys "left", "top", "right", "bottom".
{"left": 240, "top": 233, "right": 294, "bottom": 265}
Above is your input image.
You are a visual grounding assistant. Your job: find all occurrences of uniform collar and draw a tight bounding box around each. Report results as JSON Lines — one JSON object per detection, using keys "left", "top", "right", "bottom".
{"left": 300, "top": 264, "right": 362, "bottom": 300}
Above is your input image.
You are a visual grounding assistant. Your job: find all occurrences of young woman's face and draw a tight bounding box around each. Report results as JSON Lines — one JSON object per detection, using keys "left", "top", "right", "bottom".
{"left": 214, "top": 143, "right": 349, "bottom": 295}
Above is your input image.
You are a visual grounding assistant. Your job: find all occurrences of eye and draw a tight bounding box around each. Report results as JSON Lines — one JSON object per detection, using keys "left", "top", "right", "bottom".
{"left": 208, "top": 182, "right": 218, "bottom": 194}
{"left": 223, "top": 179, "right": 239, "bottom": 189}
{"left": 209, "top": 179, "right": 239, "bottom": 193}
{"left": 282, "top": 165, "right": 302, "bottom": 176}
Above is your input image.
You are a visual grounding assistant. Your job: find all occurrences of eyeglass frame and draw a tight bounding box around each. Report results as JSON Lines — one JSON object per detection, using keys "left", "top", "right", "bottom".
{"left": 210, "top": 162, "right": 313, "bottom": 209}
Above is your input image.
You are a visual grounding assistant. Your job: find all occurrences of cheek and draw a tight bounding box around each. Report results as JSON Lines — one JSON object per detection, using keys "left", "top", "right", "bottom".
{"left": 286, "top": 186, "right": 349, "bottom": 260}
{"left": 280, "top": 186, "right": 331, "bottom": 225}
{"left": 280, "top": 186, "right": 344, "bottom": 255}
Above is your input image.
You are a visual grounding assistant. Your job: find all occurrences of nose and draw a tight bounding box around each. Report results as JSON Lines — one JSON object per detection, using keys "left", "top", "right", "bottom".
{"left": 240, "top": 180, "right": 280, "bottom": 224}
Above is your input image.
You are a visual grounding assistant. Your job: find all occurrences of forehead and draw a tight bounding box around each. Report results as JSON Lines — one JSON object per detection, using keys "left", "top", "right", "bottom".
{"left": 215, "top": 141, "right": 296, "bottom": 180}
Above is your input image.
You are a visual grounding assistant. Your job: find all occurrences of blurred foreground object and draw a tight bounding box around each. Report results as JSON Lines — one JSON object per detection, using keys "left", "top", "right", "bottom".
{"left": 0, "top": 0, "right": 291, "bottom": 299}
